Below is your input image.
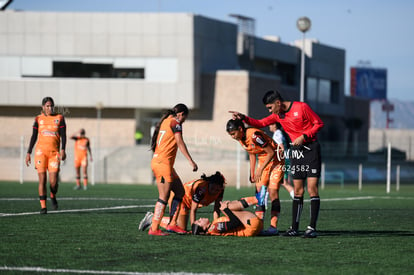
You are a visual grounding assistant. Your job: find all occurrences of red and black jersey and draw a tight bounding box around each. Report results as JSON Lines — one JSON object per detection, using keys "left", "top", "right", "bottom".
{"left": 245, "top": 101, "right": 323, "bottom": 142}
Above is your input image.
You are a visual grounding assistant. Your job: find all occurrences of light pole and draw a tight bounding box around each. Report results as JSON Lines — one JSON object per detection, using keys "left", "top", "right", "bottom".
{"left": 95, "top": 101, "right": 103, "bottom": 184}
{"left": 296, "top": 16, "right": 311, "bottom": 102}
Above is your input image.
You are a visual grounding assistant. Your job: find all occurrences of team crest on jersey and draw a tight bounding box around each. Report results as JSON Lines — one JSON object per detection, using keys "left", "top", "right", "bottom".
{"left": 294, "top": 112, "right": 299, "bottom": 117}
{"left": 39, "top": 120, "right": 44, "bottom": 125}
{"left": 54, "top": 119, "right": 60, "bottom": 125}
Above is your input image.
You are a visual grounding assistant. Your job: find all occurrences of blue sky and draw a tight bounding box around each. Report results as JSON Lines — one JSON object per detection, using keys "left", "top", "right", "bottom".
{"left": 7, "top": 0, "right": 414, "bottom": 101}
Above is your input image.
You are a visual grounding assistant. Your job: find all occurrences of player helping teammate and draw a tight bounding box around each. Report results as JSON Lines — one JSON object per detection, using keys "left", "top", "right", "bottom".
{"left": 230, "top": 90, "right": 324, "bottom": 238}
{"left": 226, "top": 118, "right": 286, "bottom": 235}
{"left": 139, "top": 171, "right": 226, "bottom": 232}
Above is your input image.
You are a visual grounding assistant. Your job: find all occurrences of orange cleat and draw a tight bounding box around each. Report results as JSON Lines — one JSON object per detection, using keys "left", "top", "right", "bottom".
{"left": 166, "top": 224, "right": 187, "bottom": 234}
{"left": 148, "top": 228, "right": 169, "bottom": 236}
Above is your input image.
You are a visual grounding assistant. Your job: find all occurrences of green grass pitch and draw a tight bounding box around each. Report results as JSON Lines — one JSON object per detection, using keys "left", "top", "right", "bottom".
{"left": 1, "top": 181, "right": 413, "bottom": 274}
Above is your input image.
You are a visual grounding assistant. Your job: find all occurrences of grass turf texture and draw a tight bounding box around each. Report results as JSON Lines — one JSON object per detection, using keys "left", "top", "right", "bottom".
{"left": 1, "top": 181, "right": 413, "bottom": 274}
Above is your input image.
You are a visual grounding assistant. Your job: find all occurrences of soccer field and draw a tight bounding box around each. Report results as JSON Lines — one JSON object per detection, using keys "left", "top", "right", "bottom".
{"left": 1, "top": 181, "right": 413, "bottom": 275}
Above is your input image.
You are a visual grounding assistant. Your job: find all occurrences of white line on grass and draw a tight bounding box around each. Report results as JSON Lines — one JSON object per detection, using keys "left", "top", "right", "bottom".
{"left": 0, "top": 266, "right": 238, "bottom": 275}
{"left": 0, "top": 197, "right": 155, "bottom": 201}
{"left": 0, "top": 205, "right": 154, "bottom": 217}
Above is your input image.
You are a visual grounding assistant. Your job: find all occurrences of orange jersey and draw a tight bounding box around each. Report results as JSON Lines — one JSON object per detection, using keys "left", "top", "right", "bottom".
{"left": 34, "top": 113, "right": 65, "bottom": 152}
{"left": 74, "top": 137, "right": 89, "bottom": 159}
{"left": 73, "top": 137, "right": 90, "bottom": 167}
{"left": 181, "top": 179, "right": 224, "bottom": 209}
{"left": 208, "top": 216, "right": 263, "bottom": 237}
{"left": 238, "top": 128, "right": 277, "bottom": 162}
{"left": 152, "top": 115, "right": 183, "bottom": 165}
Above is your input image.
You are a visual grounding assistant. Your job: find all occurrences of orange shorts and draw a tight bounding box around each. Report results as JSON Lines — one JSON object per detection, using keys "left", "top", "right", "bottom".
{"left": 74, "top": 155, "right": 88, "bottom": 168}
{"left": 257, "top": 158, "right": 284, "bottom": 190}
{"left": 34, "top": 148, "right": 60, "bottom": 173}
{"left": 151, "top": 159, "right": 179, "bottom": 183}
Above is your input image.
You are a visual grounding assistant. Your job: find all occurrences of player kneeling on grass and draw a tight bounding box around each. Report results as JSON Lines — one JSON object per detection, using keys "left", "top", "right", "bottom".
{"left": 191, "top": 196, "right": 263, "bottom": 237}
{"left": 139, "top": 172, "right": 226, "bottom": 233}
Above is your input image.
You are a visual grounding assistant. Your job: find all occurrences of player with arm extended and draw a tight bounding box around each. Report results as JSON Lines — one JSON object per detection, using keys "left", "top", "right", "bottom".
{"left": 148, "top": 103, "right": 198, "bottom": 236}
{"left": 71, "top": 129, "right": 93, "bottom": 190}
{"left": 139, "top": 171, "right": 226, "bottom": 232}
{"left": 191, "top": 196, "right": 264, "bottom": 237}
{"left": 226, "top": 118, "right": 285, "bottom": 235}
{"left": 25, "top": 97, "right": 67, "bottom": 214}
{"left": 230, "top": 90, "right": 324, "bottom": 238}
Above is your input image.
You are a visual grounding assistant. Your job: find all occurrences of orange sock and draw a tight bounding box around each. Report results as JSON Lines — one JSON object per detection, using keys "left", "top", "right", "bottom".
{"left": 151, "top": 200, "right": 167, "bottom": 231}
{"left": 83, "top": 177, "right": 88, "bottom": 187}
{"left": 270, "top": 214, "right": 279, "bottom": 228}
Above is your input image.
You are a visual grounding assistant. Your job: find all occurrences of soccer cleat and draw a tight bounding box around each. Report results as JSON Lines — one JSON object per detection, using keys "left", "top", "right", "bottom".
{"left": 266, "top": 226, "right": 279, "bottom": 236}
{"left": 148, "top": 228, "right": 169, "bottom": 236}
{"left": 83, "top": 186, "right": 88, "bottom": 191}
{"left": 303, "top": 226, "right": 317, "bottom": 238}
{"left": 138, "top": 212, "right": 153, "bottom": 231}
{"left": 40, "top": 208, "right": 47, "bottom": 214}
{"left": 166, "top": 224, "right": 187, "bottom": 234}
{"left": 259, "top": 226, "right": 279, "bottom": 236}
{"left": 74, "top": 186, "right": 81, "bottom": 190}
{"left": 283, "top": 227, "right": 299, "bottom": 237}
{"left": 51, "top": 197, "right": 58, "bottom": 210}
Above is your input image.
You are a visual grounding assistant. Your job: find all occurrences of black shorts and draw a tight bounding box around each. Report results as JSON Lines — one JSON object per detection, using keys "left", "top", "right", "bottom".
{"left": 289, "top": 141, "right": 321, "bottom": 180}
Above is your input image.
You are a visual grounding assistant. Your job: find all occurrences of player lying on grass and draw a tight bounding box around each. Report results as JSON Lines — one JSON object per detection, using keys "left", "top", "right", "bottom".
{"left": 139, "top": 172, "right": 226, "bottom": 233}
{"left": 191, "top": 196, "right": 264, "bottom": 237}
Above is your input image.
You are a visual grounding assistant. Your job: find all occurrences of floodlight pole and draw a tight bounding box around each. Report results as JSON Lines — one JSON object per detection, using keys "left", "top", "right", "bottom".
{"left": 297, "top": 17, "right": 311, "bottom": 102}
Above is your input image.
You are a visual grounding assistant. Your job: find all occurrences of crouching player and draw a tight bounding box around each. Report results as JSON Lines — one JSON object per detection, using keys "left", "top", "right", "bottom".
{"left": 226, "top": 118, "right": 284, "bottom": 235}
{"left": 191, "top": 196, "right": 263, "bottom": 237}
{"left": 139, "top": 172, "right": 226, "bottom": 233}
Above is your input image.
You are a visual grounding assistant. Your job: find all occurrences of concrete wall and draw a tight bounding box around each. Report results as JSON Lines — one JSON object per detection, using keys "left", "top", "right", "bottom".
{"left": 0, "top": 11, "right": 196, "bottom": 109}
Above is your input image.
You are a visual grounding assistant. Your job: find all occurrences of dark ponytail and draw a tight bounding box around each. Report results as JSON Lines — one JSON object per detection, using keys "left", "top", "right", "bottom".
{"left": 150, "top": 103, "right": 189, "bottom": 152}
{"left": 201, "top": 171, "right": 226, "bottom": 188}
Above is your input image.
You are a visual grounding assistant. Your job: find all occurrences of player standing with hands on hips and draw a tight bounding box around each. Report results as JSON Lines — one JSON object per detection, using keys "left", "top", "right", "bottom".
{"left": 230, "top": 90, "right": 324, "bottom": 238}
{"left": 26, "top": 97, "right": 67, "bottom": 214}
{"left": 149, "top": 103, "right": 198, "bottom": 236}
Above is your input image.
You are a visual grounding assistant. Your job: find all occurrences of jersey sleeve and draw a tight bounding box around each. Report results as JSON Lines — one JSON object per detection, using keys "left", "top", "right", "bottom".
{"left": 216, "top": 208, "right": 243, "bottom": 232}
{"left": 244, "top": 114, "right": 279, "bottom": 129}
{"left": 301, "top": 103, "right": 324, "bottom": 140}
{"left": 251, "top": 131, "right": 269, "bottom": 148}
{"left": 170, "top": 119, "right": 183, "bottom": 134}
{"left": 192, "top": 186, "right": 206, "bottom": 203}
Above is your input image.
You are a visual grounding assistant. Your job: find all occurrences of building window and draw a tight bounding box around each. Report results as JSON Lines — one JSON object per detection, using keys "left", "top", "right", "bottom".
{"left": 52, "top": 61, "right": 144, "bottom": 79}
{"left": 306, "top": 77, "right": 339, "bottom": 104}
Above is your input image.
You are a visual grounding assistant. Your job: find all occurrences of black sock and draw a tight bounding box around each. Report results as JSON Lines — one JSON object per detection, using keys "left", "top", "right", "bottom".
{"left": 169, "top": 197, "right": 181, "bottom": 219}
{"left": 309, "top": 196, "right": 320, "bottom": 229}
{"left": 292, "top": 196, "right": 303, "bottom": 231}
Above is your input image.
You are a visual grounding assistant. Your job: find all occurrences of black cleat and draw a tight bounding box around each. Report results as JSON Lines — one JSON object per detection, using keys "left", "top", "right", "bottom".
{"left": 283, "top": 227, "right": 299, "bottom": 237}
{"left": 51, "top": 197, "right": 58, "bottom": 210}
{"left": 40, "top": 208, "right": 47, "bottom": 214}
{"left": 303, "top": 226, "right": 317, "bottom": 238}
